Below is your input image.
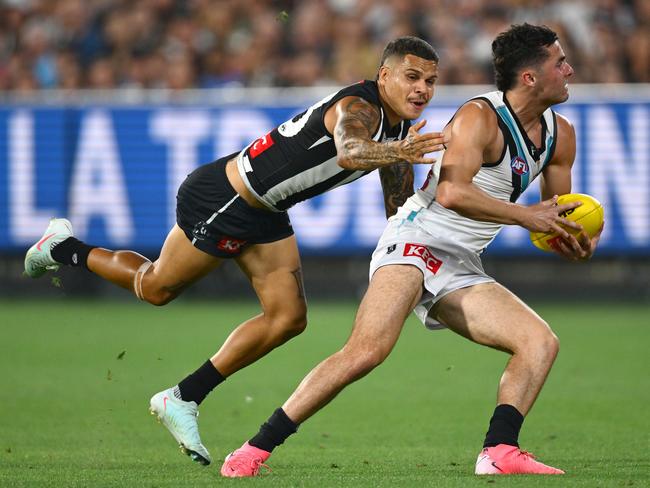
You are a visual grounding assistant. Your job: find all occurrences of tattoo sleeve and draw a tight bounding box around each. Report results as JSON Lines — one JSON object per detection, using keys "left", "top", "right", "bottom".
{"left": 334, "top": 98, "right": 404, "bottom": 170}
{"left": 379, "top": 162, "right": 415, "bottom": 218}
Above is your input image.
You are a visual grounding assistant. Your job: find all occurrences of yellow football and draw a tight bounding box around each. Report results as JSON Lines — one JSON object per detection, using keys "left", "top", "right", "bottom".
{"left": 530, "top": 193, "right": 604, "bottom": 252}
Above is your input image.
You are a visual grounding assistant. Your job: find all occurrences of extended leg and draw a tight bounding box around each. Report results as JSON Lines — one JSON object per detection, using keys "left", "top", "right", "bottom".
{"left": 220, "top": 264, "right": 424, "bottom": 477}
{"left": 25, "top": 218, "right": 222, "bottom": 305}
{"left": 162, "top": 234, "right": 308, "bottom": 407}
{"left": 151, "top": 235, "right": 306, "bottom": 467}
{"left": 209, "top": 235, "right": 308, "bottom": 377}
{"left": 88, "top": 224, "right": 222, "bottom": 305}
{"left": 433, "top": 283, "right": 564, "bottom": 475}
{"left": 281, "top": 264, "right": 423, "bottom": 423}
{"left": 434, "top": 283, "right": 559, "bottom": 416}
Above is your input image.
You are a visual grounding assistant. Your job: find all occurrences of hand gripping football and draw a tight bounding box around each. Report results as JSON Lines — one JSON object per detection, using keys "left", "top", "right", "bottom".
{"left": 530, "top": 193, "right": 604, "bottom": 252}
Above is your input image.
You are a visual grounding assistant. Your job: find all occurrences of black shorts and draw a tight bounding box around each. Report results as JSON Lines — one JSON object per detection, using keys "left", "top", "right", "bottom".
{"left": 176, "top": 153, "right": 294, "bottom": 258}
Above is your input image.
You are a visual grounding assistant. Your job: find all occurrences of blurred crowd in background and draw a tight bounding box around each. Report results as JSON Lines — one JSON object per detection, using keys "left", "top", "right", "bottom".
{"left": 1, "top": 0, "right": 648, "bottom": 92}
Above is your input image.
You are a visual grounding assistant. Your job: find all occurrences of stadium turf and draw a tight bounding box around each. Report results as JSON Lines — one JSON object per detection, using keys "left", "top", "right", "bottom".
{"left": 1, "top": 299, "right": 648, "bottom": 487}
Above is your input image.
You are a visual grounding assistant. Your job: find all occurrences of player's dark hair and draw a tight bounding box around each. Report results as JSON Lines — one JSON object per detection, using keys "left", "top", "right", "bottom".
{"left": 379, "top": 36, "right": 439, "bottom": 68}
{"left": 492, "top": 23, "right": 559, "bottom": 92}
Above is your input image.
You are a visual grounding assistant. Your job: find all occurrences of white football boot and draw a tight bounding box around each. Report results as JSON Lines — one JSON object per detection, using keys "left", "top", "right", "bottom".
{"left": 24, "top": 218, "right": 74, "bottom": 278}
{"left": 149, "top": 388, "right": 212, "bottom": 466}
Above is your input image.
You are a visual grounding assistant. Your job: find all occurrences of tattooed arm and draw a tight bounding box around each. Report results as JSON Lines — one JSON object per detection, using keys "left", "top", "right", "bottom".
{"left": 379, "top": 162, "right": 414, "bottom": 218}
{"left": 325, "top": 96, "right": 447, "bottom": 171}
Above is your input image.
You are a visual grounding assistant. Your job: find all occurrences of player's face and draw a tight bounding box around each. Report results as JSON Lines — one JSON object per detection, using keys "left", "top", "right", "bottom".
{"left": 379, "top": 54, "right": 438, "bottom": 123}
{"left": 536, "top": 41, "right": 574, "bottom": 104}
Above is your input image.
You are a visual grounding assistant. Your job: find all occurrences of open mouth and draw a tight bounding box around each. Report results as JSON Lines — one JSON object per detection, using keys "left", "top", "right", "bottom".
{"left": 409, "top": 100, "right": 426, "bottom": 109}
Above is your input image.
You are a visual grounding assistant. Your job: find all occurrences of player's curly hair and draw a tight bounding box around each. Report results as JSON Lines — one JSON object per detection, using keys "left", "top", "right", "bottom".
{"left": 379, "top": 36, "right": 439, "bottom": 68}
{"left": 492, "top": 23, "right": 559, "bottom": 92}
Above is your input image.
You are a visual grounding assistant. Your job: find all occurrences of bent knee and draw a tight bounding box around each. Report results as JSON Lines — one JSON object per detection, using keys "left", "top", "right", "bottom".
{"left": 357, "top": 349, "right": 388, "bottom": 371}
{"left": 265, "top": 298, "right": 308, "bottom": 336}
{"left": 272, "top": 312, "right": 308, "bottom": 338}
{"left": 522, "top": 327, "right": 560, "bottom": 363}
{"left": 135, "top": 265, "right": 182, "bottom": 306}
{"left": 341, "top": 344, "right": 388, "bottom": 375}
{"left": 541, "top": 330, "right": 560, "bottom": 358}
{"left": 142, "top": 287, "right": 180, "bottom": 306}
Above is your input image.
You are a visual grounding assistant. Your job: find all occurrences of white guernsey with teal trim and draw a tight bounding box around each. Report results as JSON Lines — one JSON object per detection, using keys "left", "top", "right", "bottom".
{"left": 404, "top": 90, "right": 558, "bottom": 253}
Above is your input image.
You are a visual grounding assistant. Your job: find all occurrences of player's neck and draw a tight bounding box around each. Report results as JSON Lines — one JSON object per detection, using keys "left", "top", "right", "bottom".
{"left": 379, "top": 100, "right": 402, "bottom": 128}
{"left": 377, "top": 86, "right": 404, "bottom": 128}
{"left": 503, "top": 90, "right": 546, "bottom": 131}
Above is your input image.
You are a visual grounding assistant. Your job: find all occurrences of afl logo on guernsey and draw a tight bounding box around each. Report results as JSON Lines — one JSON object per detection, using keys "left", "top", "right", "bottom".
{"left": 510, "top": 156, "right": 529, "bottom": 175}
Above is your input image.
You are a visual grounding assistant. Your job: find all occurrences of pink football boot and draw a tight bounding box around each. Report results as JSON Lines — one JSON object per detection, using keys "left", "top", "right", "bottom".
{"left": 475, "top": 444, "right": 565, "bottom": 475}
{"left": 220, "top": 442, "right": 271, "bottom": 477}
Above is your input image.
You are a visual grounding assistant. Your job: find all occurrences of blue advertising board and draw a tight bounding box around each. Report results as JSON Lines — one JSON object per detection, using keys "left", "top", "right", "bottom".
{"left": 0, "top": 96, "right": 648, "bottom": 256}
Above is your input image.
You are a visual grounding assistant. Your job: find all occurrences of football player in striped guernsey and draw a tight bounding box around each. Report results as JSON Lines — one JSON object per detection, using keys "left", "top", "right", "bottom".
{"left": 24, "top": 36, "right": 447, "bottom": 465}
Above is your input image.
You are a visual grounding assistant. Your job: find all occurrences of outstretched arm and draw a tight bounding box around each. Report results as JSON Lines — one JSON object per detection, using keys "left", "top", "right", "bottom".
{"left": 326, "top": 96, "right": 446, "bottom": 171}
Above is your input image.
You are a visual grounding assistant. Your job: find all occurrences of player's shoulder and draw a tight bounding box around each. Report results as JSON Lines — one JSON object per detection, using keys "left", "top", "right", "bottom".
{"left": 450, "top": 97, "right": 497, "bottom": 124}
{"left": 443, "top": 98, "right": 499, "bottom": 149}
{"left": 336, "top": 80, "right": 381, "bottom": 105}
{"left": 553, "top": 110, "right": 575, "bottom": 135}
{"left": 324, "top": 82, "right": 383, "bottom": 136}
{"left": 331, "top": 81, "right": 382, "bottom": 117}
{"left": 451, "top": 98, "right": 498, "bottom": 132}
{"left": 461, "top": 98, "right": 496, "bottom": 117}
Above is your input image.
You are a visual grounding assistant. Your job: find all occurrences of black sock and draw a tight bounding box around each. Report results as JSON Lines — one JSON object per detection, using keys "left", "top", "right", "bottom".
{"left": 51, "top": 237, "right": 96, "bottom": 269}
{"left": 249, "top": 408, "right": 298, "bottom": 452}
{"left": 177, "top": 360, "right": 225, "bottom": 405}
{"left": 483, "top": 404, "right": 524, "bottom": 448}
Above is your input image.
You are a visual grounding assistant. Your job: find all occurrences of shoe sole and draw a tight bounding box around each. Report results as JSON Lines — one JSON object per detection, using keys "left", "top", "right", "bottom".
{"left": 149, "top": 407, "right": 211, "bottom": 466}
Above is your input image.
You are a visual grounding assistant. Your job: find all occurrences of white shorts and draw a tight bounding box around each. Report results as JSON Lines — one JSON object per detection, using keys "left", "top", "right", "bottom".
{"left": 369, "top": 210, "right": 495, "bottom": 330}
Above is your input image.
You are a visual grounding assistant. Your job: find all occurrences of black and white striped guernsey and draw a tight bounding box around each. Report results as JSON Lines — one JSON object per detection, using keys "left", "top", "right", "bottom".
{"left": 235, "top": 80, "right": 411, "bottom": 212}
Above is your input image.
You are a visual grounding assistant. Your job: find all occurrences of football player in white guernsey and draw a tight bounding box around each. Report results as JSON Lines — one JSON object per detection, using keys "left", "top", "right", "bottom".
{"left": 221, "top": 24, "right": 602, "bottom": 477}
{"left": 24, "top": 37, "right": 448, "bottom": 466}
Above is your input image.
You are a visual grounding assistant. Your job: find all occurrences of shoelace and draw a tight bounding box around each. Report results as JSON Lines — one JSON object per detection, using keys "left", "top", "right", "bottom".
{"left": 49, "top": 240, "right": 63, "bottom": 252}
{"left": 226, "top": 454, "right": 271, "bottom": 476}
{"left": 518, "top": 450, "right": 536, "bottom": 460}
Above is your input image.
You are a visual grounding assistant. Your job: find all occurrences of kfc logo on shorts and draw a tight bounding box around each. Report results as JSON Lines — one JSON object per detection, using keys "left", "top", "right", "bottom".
{"left": 249, "top": 132, "right": 275, "bottom": 158}
{"left": 403, "top": 243, "right": 443, "bottom": 274}
{"left": 217, "top": 238, "right": 247, "bottom": 254}
{"left": 510, "top": 156, "right": 529, "bottom": 175}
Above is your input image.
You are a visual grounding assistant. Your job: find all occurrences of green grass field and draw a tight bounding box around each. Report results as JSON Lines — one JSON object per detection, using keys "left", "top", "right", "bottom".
{"left": 1, "top": 299, "right": 648, "bottom": 487}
